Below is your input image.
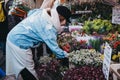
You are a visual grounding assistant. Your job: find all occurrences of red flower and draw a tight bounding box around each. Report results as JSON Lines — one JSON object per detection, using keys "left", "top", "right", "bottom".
{"left": 62, "top": 43, "right": 71, "bottom": 53}
{"left": 113, "top": 41, "right": 120, "bottom": 49}
{"left": 79, "top": 40, "right": 86, "bottom": 45}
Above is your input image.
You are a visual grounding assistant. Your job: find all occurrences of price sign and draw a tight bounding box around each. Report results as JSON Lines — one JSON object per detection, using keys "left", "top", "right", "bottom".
{"left": 112, "top": 6, "right": 120, "bottom": 24}
{"left": 102, "top": 42, "right": 112, "bottom": 80}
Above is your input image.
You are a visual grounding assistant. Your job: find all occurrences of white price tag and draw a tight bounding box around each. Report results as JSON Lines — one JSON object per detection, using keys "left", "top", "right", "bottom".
{"left": 102, "top": 42, "right": 112, "bottom": 80}
{"left": 112, "top": 6, "right": 120, "bottom": 24}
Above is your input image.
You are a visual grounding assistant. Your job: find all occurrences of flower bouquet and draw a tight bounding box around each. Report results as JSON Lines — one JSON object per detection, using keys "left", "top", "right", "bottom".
{"left": 57, "top": 32, "right": 92, "bottom": 52}
{"left": 8, "top": 0, "right": 30, "bottom": 18}
{"left": 83, "top": 19, "right": 113, "bottom": 35}
{"left": 63, "top": 65, "right": 106, "bottom": 80}
{"left": 102, "top": 32, "right": 120, "bottom": 62}
{"left": 36, "top": 56, "right": 68, "bottom": 80}
{"left": 111, "top": 40, "right": 120, "bottom": 62}
{"left": 62, "top": 49, "right": 114, "bottom": 80}
{"left": 68, "top": 49, "right": 103, "bottom": 67}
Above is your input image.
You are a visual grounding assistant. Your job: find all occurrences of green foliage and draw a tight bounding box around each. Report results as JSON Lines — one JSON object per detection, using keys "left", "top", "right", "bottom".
{"left": 83, "top": 19, "right": 113, "bottom": 34}
{"left": 89, "top": 39, "right": 102, "bottom": 52}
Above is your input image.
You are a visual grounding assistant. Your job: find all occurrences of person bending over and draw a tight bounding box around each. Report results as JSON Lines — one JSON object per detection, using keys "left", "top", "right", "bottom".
{"left": 6, "top": 5, "right": 71, "bottom": 80}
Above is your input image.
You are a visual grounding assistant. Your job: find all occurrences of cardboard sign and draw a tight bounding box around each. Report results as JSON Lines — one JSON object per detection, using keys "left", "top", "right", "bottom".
{"left": 102, "top": 42, "right": 112, "bottom": 80}
{"left": 112, "top": 6, "right": 120, "bottom": 24}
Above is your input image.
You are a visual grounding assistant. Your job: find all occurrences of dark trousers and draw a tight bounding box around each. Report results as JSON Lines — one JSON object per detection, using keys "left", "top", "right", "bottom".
{"left": 20, "top": 68, "right": 37, "bottom": 80}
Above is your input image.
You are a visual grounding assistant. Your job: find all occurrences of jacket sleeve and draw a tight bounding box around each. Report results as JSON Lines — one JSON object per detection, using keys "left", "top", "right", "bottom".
{"left": 38, "top": 24, "right": 68, "bottom": 58}
{"left": 44, "top": 34, "right": 68, "bottom": 58}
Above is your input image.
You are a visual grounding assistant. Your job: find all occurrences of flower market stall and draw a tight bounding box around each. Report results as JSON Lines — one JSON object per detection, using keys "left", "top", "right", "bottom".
{"left": 3, "top": 0, "right": 120, "bottom": 80}
{"left": 33, "top": 0, "right": 120, "bottom": 80}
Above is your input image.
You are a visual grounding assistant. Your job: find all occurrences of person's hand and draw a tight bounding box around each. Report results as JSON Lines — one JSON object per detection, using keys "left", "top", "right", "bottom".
{"left": 64, "top": 51, "right": 70, "bottom": 58}
{"left": 56, "top": 51, "right": 69, "bottom": 59}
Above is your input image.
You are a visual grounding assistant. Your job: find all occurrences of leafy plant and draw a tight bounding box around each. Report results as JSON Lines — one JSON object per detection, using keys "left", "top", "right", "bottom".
{"left": 83, "top": 19, "right": 113, "bottom": 34}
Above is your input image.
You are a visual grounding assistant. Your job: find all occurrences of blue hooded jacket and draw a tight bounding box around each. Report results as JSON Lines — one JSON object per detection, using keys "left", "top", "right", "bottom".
{"left": 7, "top": 9, "right": 67, "bottom": 58}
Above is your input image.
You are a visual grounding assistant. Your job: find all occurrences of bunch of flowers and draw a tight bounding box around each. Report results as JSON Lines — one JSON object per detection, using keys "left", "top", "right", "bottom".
{"left": 36, "top": 57, "right": 67, "bottom": 80}
{"left": 111, "top": 40, "right": 120, "bottom": 61}
{"left": 63, "top": 66, "right": 106, "bottom": 80}
{"left": 8, "top": 0, "right": 30, "bottom": 18}
{"left": 103, "top": 31, "right": 118, "bottom": 41}
{"left": 36, "top": 51, "right": 104, "bottom": 80}
{"left": 57, "top": 32, "right": 73, "bottom": 52}
{"left": 57, "top": 32, "right": 92, "bottom": 52}
{"left": 63, "top": 49, "right": 109, "bottom": 80}
{"left": 89, "top": 37, "right": 103, "bottom": 52}
{"left": 83, "top": 19, "right": 112, "bottom": 35}
{"left": 113, "top": 41, "right": 120, "bottom": 51}
{"left": 103, "top": 32, "right": 120, "bottom": 61}
{"left": 68, "top": 49, "right": 103, "bottom": 66}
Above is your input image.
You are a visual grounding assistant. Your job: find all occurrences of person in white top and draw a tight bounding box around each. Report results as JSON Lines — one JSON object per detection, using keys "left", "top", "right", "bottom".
{"left": 6, "top": 5, "right": 71, "bottom": 80}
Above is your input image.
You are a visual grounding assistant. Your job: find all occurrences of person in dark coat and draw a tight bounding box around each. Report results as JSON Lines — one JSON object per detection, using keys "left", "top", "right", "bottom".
{"left": 0, "top": 1, "right": 8, "bottom": 55}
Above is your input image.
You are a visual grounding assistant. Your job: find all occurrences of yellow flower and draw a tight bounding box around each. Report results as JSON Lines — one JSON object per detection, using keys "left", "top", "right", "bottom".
{"left": 100, "top": 54, "right": 104, "bottom": 60}
{"left": 112, "top": 54, "right": 118, "bottom": 60}
{"left": 90, "top": 49, "right": 95, "bottom": 53}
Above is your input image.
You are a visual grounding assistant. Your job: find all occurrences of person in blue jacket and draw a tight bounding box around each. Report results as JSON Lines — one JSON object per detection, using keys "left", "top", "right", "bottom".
{"left": 6, "top": 5, "right": 71, "bottom": 80}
